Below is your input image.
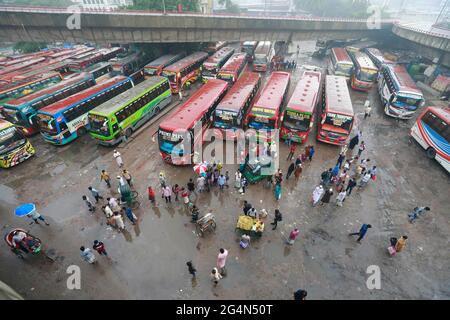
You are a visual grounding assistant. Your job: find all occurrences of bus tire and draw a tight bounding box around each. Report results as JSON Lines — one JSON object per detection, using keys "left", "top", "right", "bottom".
{"left": 154, "top": 107, "right": 160, "bottom": 115}
{"left": 125, "top": 128, "right": 133, "bottom": 138}
{"left": 426, "top": 147, "right": 436, "bottom": 159}
{"left": 77, "top": 127, "right": 87, "bottom": 136}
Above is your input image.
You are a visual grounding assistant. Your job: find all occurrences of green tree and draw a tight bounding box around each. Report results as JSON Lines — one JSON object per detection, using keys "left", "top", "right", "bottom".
{"left": 126, "top": 0, "right": 200, "bottom": 12}
{"left": 218, "top": 0, "right": 240, "bottom": 14}
{"left": 13, "top": 41, "right": 47, "bottom": 53}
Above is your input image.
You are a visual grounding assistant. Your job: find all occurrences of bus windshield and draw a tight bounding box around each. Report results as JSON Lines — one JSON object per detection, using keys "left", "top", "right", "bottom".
{"left": 36, "top": 114, "right": 58, "bottom": 134}
{"left": 336, "top": 63, "right": 353, "bottom": 75}
{"left": 324, "top": 113, "right": 353, "bottom": 131}
{"left": 88, "top": 114, "right": 110, "bottom": 137}
{"left": 254, "top": 55, "right": 267, "bottom": 65}
{"left": 394, "top": 95, "right": 423, "bottom": 109}
{"left": 158, "top": 129, "right": 187, "bottom": 155}
{"left": 248, "top": 115, "right": 275, "bottom": 130}
{"left": 214, "top": 110, "right": 238, "bottom": 129}
{"left": 283, "top": 111, "right": 311, "bottom": 132}
{"left": 357, "top": 69, "right": 377, "bottom": 82}
{"left": 0, "top": 126, "right": 26, "bottom": 155}
{"left": 161, "top": 71, "right": 176, "bottom": 83}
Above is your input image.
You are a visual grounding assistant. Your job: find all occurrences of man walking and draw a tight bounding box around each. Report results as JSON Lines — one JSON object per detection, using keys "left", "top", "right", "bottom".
{"left": 287, "top": 142, "right": 296, "bottom": 160}
{"left": 286, "top": 161, "right": 296, "bottom": 180}
{"left": 349, "top": 223, "right": 372, "bottom": 243}
{"left": 26, "top": 210, "right": 50, "bottom": 226}
{"left": 80, "top": 246, "right": 96, "bottom": 264}
{"left": 88, "top": 186, "right": 103, "bottom": 203}
{"left": 93, "top": 240, "right": 108, "bottom": 256}
{"left": 308, "top": 145, "right": 315, "bottom": 161}
{"left": 336, "top": 152, "right": 346, "bottom": 169}
{"left": 123, "top": 206, "right": 137, "bottom": 225}
{"left": 271, "top": 209, "right": 283, "bottom": 230}
{"left": 113, "top": 149, "right": 123, "bottom": 168}
{"left": 218, "top": 174, "right": 226, "bottom": 190}
{"left": 408, "top": 206, "right": 430, "bottom": 223}
{"left": 346, "top": 178, "right": 357, "bottom": 196}
{"left": 217, "top": 248, "right": 229, "bottom": 275}
{"left": 286, "top": 228, "right": 300, "bottom": 245}
{"left": 358, "top": 141, "right": 366, "bottom": 158}
{"left": 364, "top": 99, "right": 371, "bottom": 119}
{"left": 100, "top": 170, "right": 111, "bottom": 188}
{"left": 186, "top": 261, "right": 197, "bottom": 278}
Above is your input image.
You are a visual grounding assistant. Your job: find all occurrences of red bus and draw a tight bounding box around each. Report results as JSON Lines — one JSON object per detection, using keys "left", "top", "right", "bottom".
{"left": 201, "top": 46, "right": 235, "bottom": 82}
{"left": 317, "top": 75, "right": 354, "bottom": 145}
{"left": 241, "top": 41, "right": 258, "bottom": 62}
{"left": 161, "top": 52, "right": 209, "bottom": 94}
{"left": 0, "top": 57, "right": 46, "bottom": 81}
{"left": 327, "top": 48, "right": 354, "bottom": 79}
{"left": 245, "top": 71, "right": 290, "bottom": 139}
{"left": 350, "top": 51, "right": 378, "bottom": 91}
{"left": 144, "top": 52, "right": 185, "bottom": 76}
{"left": 280, "top": 70, "right": 322, "bottom": 144}
{"left": 158, "top": 79, "right": 228, "bottom": 165}
{"left": 216, "top": 52, "right": 248, "bottom": 83}
{"left": 213, "top": 72, "right": 261, "bottom": 140}
{"left": 68, "top": 51, "right": 105, "bottom": 72}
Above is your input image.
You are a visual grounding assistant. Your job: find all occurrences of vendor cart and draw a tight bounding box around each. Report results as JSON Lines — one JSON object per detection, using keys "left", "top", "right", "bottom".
{"left": 196, "top": 213, "right": 216, "bottom": 237}
{"left": 235, "top": 215, "right": 264, "bottom": 238}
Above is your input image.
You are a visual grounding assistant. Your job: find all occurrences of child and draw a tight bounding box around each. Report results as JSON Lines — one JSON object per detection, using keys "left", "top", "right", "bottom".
{"left": 186, "top": 261, "right": 197, "bottom": 278}
{"left": 147, "top": 186, "right": 156, "bottom": 204}
{"left": 82, "top": 195, "right": 95, "bottom": 213}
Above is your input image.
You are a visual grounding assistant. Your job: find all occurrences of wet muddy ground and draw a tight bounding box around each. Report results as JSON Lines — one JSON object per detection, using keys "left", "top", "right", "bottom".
{"left": 1, "top": 46, "right": 449, "bottom": 300}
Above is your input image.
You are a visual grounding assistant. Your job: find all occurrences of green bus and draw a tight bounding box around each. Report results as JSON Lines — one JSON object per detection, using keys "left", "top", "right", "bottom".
{"left": 88, "top": 76, "right": 172, "bottom": 146}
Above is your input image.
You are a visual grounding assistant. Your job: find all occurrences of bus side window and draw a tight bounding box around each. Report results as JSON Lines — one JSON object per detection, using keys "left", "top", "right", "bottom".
{"left": 112, "top": 123, "right": 119, "bottom": 133}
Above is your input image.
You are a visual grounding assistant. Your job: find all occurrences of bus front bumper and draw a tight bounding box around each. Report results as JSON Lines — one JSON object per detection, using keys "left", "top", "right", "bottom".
{"left": 384, "top": 105, "right": 414, "bottom": 119}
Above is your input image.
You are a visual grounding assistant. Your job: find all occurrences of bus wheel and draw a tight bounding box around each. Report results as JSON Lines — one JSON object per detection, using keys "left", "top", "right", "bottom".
{"left": 125, "top": 128, "right": 133, "bottom": 138}
{"left": 77, "top": 127, "right": 87, "bottom": 136}
{"left": 426, "top": 147, "right": 436, "bottom": 159}
{"left": 154, "top": 107, "right": 160, "bottom": 115}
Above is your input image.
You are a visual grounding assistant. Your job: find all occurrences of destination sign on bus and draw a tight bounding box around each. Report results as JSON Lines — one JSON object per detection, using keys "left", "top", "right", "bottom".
{"left": 252, "top": 107, "right": 276, "bottom": 115}
{"left": 0, "top": 126, "right": 15, "bottom": 137}
{"left": 159, "top": 130, "right": 185, "bottom": 142}
{"left": 327, "top": 113, "right": 353, "bottom": 126}
{"left": 216, "top": 110, "right": 237, "bottom": 120}
{"left": 286, "top": 110, "right": 311, "bottom": 120}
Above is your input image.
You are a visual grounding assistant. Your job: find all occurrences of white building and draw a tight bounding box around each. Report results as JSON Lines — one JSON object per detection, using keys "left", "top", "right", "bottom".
{"left": 70, "top": 0, "right": 133, "bottom": 11}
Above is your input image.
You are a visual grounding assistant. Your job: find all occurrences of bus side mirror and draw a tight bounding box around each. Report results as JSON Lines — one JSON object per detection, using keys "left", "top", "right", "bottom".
{"left": 310, "top": 121, "right": 314, "bottom": 128}
{"left": 321, "top": 117, "right": 325, "bottom": 125}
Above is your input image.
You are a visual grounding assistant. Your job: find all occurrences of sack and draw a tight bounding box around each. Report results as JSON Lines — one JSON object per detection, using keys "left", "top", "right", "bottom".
{"left": 371, "top": 174, "right": 377, "bottom": 181}
{"left": 388, "top": 246, "right": 397, "bottom": 256}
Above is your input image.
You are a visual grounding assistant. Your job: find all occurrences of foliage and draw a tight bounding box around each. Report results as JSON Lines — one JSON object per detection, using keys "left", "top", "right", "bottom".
{"left": 126, "top": 0, "right": 200, "bottom": 12}
{"left": 13, "top": 41, "right": 47, "bottom": 53}
{"left": 218, "top": 0, "right": 240, "bottom": 14}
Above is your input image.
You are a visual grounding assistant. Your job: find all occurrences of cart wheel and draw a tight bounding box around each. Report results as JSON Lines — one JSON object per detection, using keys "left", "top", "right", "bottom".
{"left": 196, "top": 225, "right": 203, "bottom": 237}
{"left": 211, "top": 221, "right": 217, "bottom": 230}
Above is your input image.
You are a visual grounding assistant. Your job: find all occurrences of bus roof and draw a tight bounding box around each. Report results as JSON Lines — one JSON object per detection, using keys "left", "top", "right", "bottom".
{"left": 159, "top": 79, "right": 228, "bottom": 131}
{"left": 286, "top": 71, "right": 321, "bottom": 113}
{"left": 5, "top": 73, "right": 92, "bottom": 108}
{"left": 39, "top": 76, "right": 127, "bottom": 116}
{"left": 252, "top": 71, "right": 290, "bottom": 111}
{"left": 90, "top": 76, "right": 167, "bottom": 116}
{"left": 204, "top": 47, "right": 234, "bottom": 65}
{"left": 0, "top": 72, "right": 61, "bottom": 95}
{"left": 145, "top": 53, "right": 184, "bottom": 69}
{"left": 385, "top": 64, "right": 422, "bottom": 96}
{"left": 353, "top": 51, "right": 377, "bottom": 70}
{"left": 218, "top": 53, "right": 247, "bottom": 73}
{"left": 325, "top": 75, "right": 354, "bottom": 116}
{"left": 331, "top": 48, "right": 352, "bottom": 64}
{"left": 427, "top": 106, "right": 450, "bottom": 123}
{"left": 163, "top": 52, "right": 208, "bottom": 73}
{"left": 243, "top": 41, "right": 258, "bottom": 46}
{"left": 85, "top": 62, "right": 112, "bottom": 72}
{"left": 254, "top": 41, "right": 272, "bottom": 55}
{"left": 0, "top": 119, "right": 13, "bottom": 131}
{"left": 216, "top": 72, "right": 260, "bottom": 113}
{"left": 109, "top": 52, "right": 139, "bottom": 64}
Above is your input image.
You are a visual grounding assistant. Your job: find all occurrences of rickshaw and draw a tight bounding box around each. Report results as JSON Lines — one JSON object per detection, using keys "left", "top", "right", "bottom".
{"left": 4, "top": 228, "right": 42, "bottom": 259}
{"left": 235, "top": 215, "right": 264, "bottom": 238}
{"left": 196, "top": 213, "right": 217, "bottom": 237}
{"left": 118, "top": 181, "right": 140, "bottom": 209}
{"left": 239, "top": 154, "right": 275, "bottom": 184}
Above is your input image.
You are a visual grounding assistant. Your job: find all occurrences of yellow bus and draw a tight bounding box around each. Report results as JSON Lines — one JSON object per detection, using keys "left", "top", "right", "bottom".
{"left": 0, "top": 120, "right": 35, "bottom": 168}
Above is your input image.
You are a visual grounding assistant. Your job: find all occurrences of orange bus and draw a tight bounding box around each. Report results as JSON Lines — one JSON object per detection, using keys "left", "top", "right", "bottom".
{"left": 245, "top": 71, "right": 290, "bottom": 139}
{"left": 317, "top": 75, "right": 354, "bottom": 146}
{"left": 213, "top": 72, "right": 261, "bottom": 140}
{"left": 216, "top": 52, "right": 248, "bottom": 84}
{"left": 253, "top": 41, "right": 274, "bottom": 72}
{"left": 161, "top": 52, "right": 209, "bottom": 94}
{"left": 158, "top": 79, "right": 228, "bottom": 165}
{"left": 280, "top": 71, "right": 322, "bottom": 144}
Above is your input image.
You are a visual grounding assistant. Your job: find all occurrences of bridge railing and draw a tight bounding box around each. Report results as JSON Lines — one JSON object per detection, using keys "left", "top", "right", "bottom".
{"left": 394, "top": 22, "right": 450, "bottom": 39}
{"left": 0, "top": 5, "right": 396, "bottom": 24}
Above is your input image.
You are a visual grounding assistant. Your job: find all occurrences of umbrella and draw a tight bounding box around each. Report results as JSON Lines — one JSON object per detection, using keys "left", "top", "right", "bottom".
{"left": 14, "top": 203, "right": 36, "bottom": 217}
{"left": 193, "top": 163, "right": 207, "bottom": 175}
